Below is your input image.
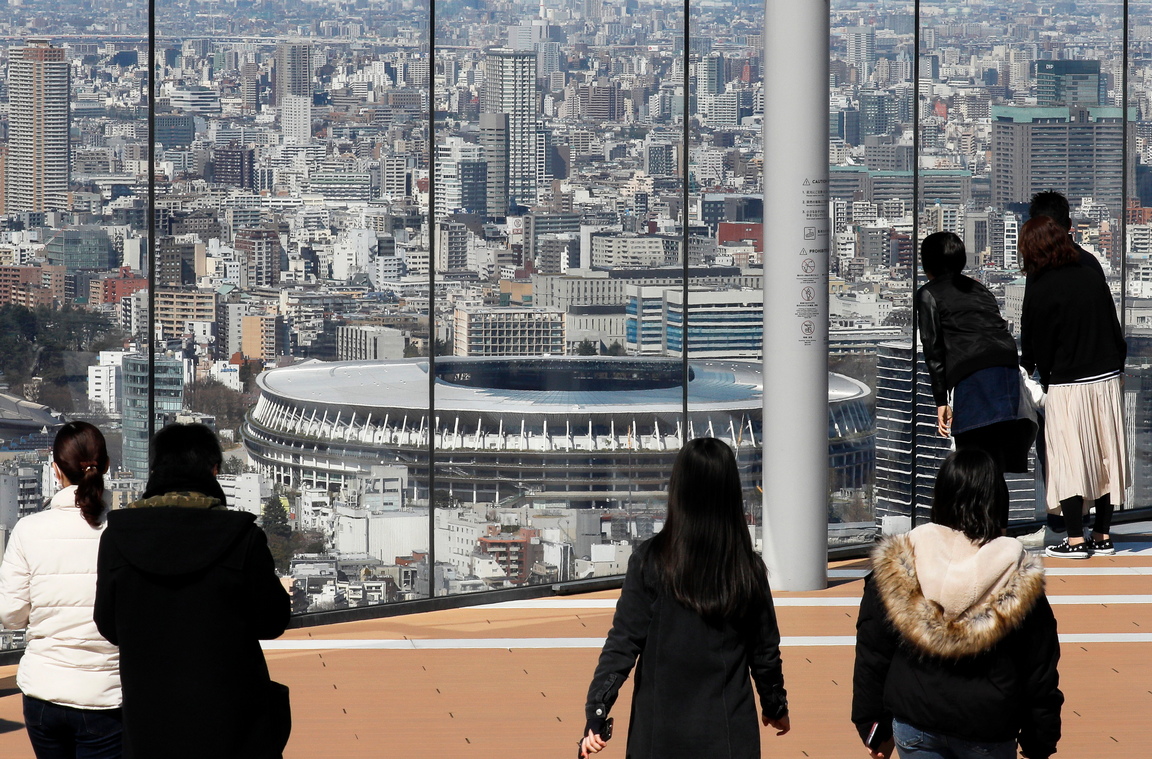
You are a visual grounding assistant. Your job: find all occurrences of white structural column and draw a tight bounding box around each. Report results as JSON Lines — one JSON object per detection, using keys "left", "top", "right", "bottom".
{"left": 761, "top": 1, "right": 830, "bottom": 590}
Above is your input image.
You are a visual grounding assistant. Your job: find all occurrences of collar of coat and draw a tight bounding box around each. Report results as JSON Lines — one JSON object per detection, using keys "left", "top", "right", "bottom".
{"left": 128, "top": 491, "right": 224, "bottom": 510}
{"left": 871, "top": 527, "right": 1045, "bottom": 659}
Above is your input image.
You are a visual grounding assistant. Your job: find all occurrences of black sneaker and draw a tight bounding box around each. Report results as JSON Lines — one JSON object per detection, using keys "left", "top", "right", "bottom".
{"left": 1045, "top": 538, "right": 1091, "bottom": 559}
{"left": 1090, "top": 537, "right": 1116, "bottom": 556}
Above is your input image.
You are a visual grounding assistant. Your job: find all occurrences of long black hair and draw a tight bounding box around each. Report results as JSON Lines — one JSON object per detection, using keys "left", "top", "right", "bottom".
{"left": 53, "top": 421, "right": 109, "bottom": 527}
{"left": 931, "top": 449, "right": 1003, "bottom": 545}
{"left": 647, "top": 437, "right": 768, "bottom": 623}
{"left": 142, "top": 423, "right": 228, "bottom": 505}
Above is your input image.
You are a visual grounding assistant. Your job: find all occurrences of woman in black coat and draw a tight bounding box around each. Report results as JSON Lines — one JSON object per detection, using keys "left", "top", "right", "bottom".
{"left": 1019, "top": 214, "right": 1128, "bottom": 559}
{"left": 94, "top": 423, "right": 292, "bottom": 759}
{"left": 852, "top": 450, "right": 1062, "bottom": 759}
{"left": 916, "top": 231, "right": 1035, "bottom": 528}
{"left": 580, "top": 437, "right": 789, "bottom": 759}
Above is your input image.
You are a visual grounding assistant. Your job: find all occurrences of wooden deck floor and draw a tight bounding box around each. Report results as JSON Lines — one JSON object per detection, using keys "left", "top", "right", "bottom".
{"left": 2, "top": 541, "right": 1152, "bottom": 758}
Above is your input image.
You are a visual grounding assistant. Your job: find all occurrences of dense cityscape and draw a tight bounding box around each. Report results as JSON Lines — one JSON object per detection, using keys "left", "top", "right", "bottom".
{"left": 0, "top": 0, "right": 1151, "bottom": 625}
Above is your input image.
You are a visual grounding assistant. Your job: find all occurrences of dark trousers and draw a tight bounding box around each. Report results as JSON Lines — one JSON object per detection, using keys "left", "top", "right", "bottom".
{"left": 1060, "top": 493, "right": 1116, "bottom": 539}
{"left": 22, "top": 695, "right": 122, "bottom": 759}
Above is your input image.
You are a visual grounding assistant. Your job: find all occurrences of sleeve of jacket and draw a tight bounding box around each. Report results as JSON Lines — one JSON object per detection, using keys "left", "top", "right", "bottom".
{"left": 1015, "top": 596, "right": 1062, "bottom": 759}
{"left": 748, "top": 585, "right": 788, "bottom": 720}
{"left": 244, "top": 526, "right": 291, "bottom": 640}
{"left": 0, "top": 524, "right": 31, "bottom": 630}
{"left": 584, "top": 549, "right": 653, "bottom": 722}
{"left": 93, "top": 530, "right": 119, "bottom": 645}
{"left": 1019, "top": 283, "right": 1036, "bottom": 377}
{"left": 916, "top": 287, "right": 949, "bottom": 407}
{"left": 852, "top": 574, "right": 897, "bottom": 746}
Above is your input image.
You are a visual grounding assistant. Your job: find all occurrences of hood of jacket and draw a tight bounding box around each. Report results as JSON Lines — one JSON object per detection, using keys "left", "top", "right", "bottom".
{"left": 871, "top": 523, "right": 1044, "bottom": 658}
{"left": 104, "top": 499, "right": 258, "bottom": 576}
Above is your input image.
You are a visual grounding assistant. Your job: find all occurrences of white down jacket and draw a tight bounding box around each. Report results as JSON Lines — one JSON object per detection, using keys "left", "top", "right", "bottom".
{"left": 0, "top": 486, "right": 121, "bottom": 708}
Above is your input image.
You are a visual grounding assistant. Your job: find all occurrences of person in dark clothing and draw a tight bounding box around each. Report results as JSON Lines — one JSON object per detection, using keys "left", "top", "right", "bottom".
{"left": 1027, "top": 190, "right": 1108, "bottom": 537}
{"left": 580, "top": 437, "right": 788, "bottom": 759}
{"left": 94, "top": 423, "right": 291, "bottom": 759}
{"left": 1019, "top": 215, "right": 1129, "bottom": 559}
{"left": 852, "top": 450, "right": 1063, "bottom": 759}
{"left": 916, "top": 231, "right": 1036, "bottom": 527}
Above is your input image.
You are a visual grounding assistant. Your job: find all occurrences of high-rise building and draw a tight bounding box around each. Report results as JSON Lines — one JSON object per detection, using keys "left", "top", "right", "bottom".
{"left": 281, "top": 94, "right": 312, "bottom": 145}
{"left": 7, "top": 39, "right": 70, "bottom": 212}
{"left": 235, "top": 227, "right": 283, "bottom": 288}
{"left": 156, "top": 237, "right": 197, "bottom": 287}
{"left": 121, "top": 354, "right": 185, "bottom": 478}
{"left": 480, "top": 113, "right": 510, "bottom": 217}
{"left": 214, "top": 145, "right": 256, "bottom": 189}
{"left": 698, "top": 53, "right": 725, "bottom": 96}
{"left": 1036, "top": 60, "right": 1105, "bottom": 107}
{"left": 275, "top": 42, "right": 312, "bottom": 105}
{"left": 845, "top": 25, "right": 877, "bottom": 81}
{"left": 875, "top": 342, "right": 1038, "bottom": 526}
{"left": 435, "top": 138, "right": 488, "bottom": 218}
{"left": 435, "top": 222, "right": 469, "bottom": 272}
{"left": 482, "top": 48, "right": 539, "bottom": 207}
{"left": 991, "top": 105, "right": 1131, "bottom": 213}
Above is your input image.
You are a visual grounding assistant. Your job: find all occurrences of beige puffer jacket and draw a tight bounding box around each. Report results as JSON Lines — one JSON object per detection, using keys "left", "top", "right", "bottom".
{"left": 0, "top": 486, "right": 121, "bottom": 708}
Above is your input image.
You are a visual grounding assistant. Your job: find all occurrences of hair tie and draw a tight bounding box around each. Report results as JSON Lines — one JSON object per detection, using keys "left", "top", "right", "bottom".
{"left": 80, "top": 460, "right": 98, "bottom": 474}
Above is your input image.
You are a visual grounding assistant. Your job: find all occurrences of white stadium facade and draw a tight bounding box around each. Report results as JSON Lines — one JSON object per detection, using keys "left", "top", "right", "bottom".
{"left": 241, "top": 356, "right": 874, "bottom": 507}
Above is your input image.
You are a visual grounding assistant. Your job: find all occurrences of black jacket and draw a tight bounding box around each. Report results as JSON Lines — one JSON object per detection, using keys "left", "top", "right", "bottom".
{"left": 916, "top": 274, "right": 1020, "bottom": 407}
{"left": 1020, "top": 261, "right": 1126, "bottom": 388}
{"left": 851, "top": 531, "right": 1062, "bottom": 758}
{"left": 94, "top": 498, "right": 292, "bottom": 759}
{"left": 584, "top": 541, "right": 787, "bottom": 759}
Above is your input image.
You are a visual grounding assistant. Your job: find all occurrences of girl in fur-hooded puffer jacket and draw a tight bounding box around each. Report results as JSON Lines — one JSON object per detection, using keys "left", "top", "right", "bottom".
{"left": 851, "top": 522, "right": 1063, "bottom": 759}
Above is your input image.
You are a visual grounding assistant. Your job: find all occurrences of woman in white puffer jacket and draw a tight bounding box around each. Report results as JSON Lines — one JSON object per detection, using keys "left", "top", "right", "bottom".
{"left": 0, "top": 421, "right": 121, "bottom": 758}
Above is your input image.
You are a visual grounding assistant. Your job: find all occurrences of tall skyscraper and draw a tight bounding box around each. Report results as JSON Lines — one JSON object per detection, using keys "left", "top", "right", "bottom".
{"left": 480, "top": 113, "right": 510, "bottom": 217}
{"left": 275, "top": 42, "right": 312, "bottom": 105}
{"left": 845, "top": 26, "right": 877, "bottom": 82}
{"left": 281, "top": 94, "right": 312, "bottom": 144}
{"left": 121, "top": 354, "right": 185, "bottom": 478}
{"left": 482, "top": 48, "right": 539, "bottom": 208}
{"left": 7, "top": 38, "right": 70, "bottom": 212}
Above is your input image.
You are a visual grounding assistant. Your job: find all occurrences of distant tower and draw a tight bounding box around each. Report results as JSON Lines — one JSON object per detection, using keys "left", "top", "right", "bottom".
{"left": 480, "top": 113, "right": 510, "bottom": 217}
{"left": 845, "top": 26, "right": 877, "bottom": 82}
{"left": 275, "top": 42, "right": 312, "bottom": 106}
{"left": 281, "top": 94, "right": 312, "bottom": 144}
{"left": 482, "top": 48, "right": 539, "bottom": 208}
{"left": 7, "top": 38, "right": 70, "bottom": 212}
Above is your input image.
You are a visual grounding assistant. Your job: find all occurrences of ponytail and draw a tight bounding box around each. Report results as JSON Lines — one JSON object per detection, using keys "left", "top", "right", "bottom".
{"left": 52, "top": 422, "right": 110, "bottom": 528}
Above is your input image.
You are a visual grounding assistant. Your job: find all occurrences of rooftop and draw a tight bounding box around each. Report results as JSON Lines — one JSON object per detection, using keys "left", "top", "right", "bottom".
{"left": 2, "top": 527, "right": 1152, "bottom": 757}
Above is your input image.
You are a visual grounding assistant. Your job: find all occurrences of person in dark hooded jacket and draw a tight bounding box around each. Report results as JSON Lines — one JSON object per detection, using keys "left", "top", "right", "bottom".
{"left": 852, "top": 450, "right": 1062, "bottom": 759}
{"left": 94, "top": 423, "right": 291, "bottom": 759}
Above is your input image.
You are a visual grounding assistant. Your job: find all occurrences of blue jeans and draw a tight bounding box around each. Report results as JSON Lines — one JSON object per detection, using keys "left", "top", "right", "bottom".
{"left": 893, "top": 720, "right": 1016, "bottom": 759}
{"left": 22, "top": 695, "right": 122, "bottom": 759}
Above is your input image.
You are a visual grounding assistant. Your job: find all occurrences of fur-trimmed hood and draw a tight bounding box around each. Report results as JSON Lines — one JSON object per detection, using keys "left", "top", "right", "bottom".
{"left": 871, "top": 523, "right": 1045, "bottom": 659}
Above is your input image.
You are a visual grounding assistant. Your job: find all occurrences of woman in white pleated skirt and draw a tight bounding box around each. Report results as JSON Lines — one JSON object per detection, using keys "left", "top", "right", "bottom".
{"left": 1019, "top": 215, "right": 1129, "bottom": 559}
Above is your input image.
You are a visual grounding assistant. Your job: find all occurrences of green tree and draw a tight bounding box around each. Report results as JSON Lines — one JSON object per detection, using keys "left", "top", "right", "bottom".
{"left": 262, "top": 493, "right": 292, "bottom": 542}
{"left": 605, "top": 341, "right": 626, "bottom": 356}
{"left": 575, "top": 339, "right": 598, "bottom": 356}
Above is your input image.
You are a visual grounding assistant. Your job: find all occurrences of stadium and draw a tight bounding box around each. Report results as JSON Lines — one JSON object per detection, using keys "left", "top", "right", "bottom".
{"left": 242, "top": 356, "right": 874, "bottom": 507}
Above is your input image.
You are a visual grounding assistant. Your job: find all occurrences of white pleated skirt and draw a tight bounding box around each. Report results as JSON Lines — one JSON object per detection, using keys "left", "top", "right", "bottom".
{"left": 1044, "top": 375, "right": 1130, "bottom": 513}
